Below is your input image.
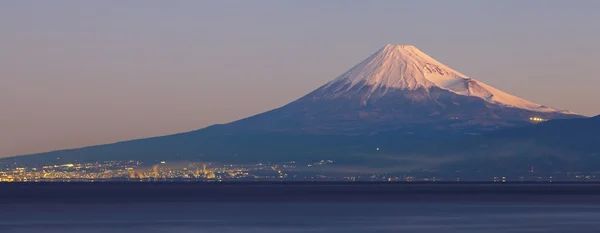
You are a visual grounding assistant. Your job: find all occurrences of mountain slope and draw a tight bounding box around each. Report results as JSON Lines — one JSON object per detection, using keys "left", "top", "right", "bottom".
{"left": 437, "top": 115, "right": 600, "bottom": 175}
{"left": 486, "top": 114, "right": 600, "bottom": 152}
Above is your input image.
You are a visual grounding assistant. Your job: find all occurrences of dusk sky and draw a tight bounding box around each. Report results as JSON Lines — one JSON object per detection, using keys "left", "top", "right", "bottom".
{"left": 2, "top": 0, "right": 599, "bottom": 157}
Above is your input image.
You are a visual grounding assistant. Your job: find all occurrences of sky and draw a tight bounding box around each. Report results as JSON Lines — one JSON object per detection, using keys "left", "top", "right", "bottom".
{"left": 1, "top": 0, "right": 599, "bottom": 157}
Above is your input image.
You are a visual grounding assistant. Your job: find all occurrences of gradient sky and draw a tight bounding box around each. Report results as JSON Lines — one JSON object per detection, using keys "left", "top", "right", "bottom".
{"left": 1, "top": 1, "right": 599, "bottom": 157}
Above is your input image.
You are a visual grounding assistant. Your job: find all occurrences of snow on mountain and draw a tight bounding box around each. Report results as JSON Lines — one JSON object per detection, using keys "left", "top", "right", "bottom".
{"left": 316, "top": 44, "right": 569, "bottom": 114}
{"left": 219, "top": 44, "right": 582, "bottom": 134}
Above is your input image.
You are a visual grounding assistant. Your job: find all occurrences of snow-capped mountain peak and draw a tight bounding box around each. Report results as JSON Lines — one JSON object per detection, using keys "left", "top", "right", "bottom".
{"left": 317, "top": 44, "right": 566, "bottom": 113}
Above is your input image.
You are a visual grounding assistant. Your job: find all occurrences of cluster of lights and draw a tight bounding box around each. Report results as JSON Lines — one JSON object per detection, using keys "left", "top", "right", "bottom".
{"left": 529, "top": 117, "right": 546, "bottom": 122}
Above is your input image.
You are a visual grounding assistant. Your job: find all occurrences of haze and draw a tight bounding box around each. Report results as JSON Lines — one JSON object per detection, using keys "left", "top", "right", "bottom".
{"left": 1, "top": 0, "right": 599, "bottom": 157}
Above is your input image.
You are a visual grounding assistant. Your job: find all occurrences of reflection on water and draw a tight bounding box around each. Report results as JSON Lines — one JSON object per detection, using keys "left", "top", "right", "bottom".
{"left": 1, "top": 202, "right": 600, "bottom": 233}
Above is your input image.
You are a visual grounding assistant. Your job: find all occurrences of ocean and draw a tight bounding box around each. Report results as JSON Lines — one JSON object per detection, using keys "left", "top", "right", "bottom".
{"left": 1, "top": 182, "right": 600, "bottom": 232}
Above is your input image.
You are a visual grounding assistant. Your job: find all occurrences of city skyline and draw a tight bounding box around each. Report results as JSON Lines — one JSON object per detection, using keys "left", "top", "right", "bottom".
{"left": 2, "top": 1, "right": 600, "bottom": 157}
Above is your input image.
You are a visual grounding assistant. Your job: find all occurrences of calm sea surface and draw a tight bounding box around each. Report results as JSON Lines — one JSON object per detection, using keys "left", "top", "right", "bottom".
{"left": 1, "top": 183, "right": 600, "bottom": 233}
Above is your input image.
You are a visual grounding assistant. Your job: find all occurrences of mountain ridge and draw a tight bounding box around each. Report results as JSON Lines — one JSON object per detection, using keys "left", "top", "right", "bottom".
{"left": 3, "top": 114, "right": 597, "bottom": 176}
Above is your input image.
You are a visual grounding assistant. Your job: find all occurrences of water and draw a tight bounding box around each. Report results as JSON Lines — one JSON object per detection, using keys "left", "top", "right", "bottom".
{"left": 2, "top": 183, "right": 600, "bottom": 232}
{"left": 3, "top": 202, "right": 600, "bottom": 232}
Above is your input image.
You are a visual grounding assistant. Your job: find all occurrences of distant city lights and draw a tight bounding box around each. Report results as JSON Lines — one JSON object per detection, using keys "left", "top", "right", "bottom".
{"left": 529, "top": 117, "right": 546, "bottom": 122}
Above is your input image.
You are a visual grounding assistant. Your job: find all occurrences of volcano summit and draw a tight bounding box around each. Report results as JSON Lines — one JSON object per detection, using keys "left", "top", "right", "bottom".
{"left": 228, "top": 44, "right": 578, "bottom": 133}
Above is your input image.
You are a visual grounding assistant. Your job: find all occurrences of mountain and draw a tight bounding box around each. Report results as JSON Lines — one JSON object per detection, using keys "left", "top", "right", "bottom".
{"left": 224, "top": 44, "right": 578, "bottom": 134}
{"left": 2, "top": 44, "right": 584, "bottom": 168}
{"left": 438, "top": 115, "right": 600, "bottom": 176}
